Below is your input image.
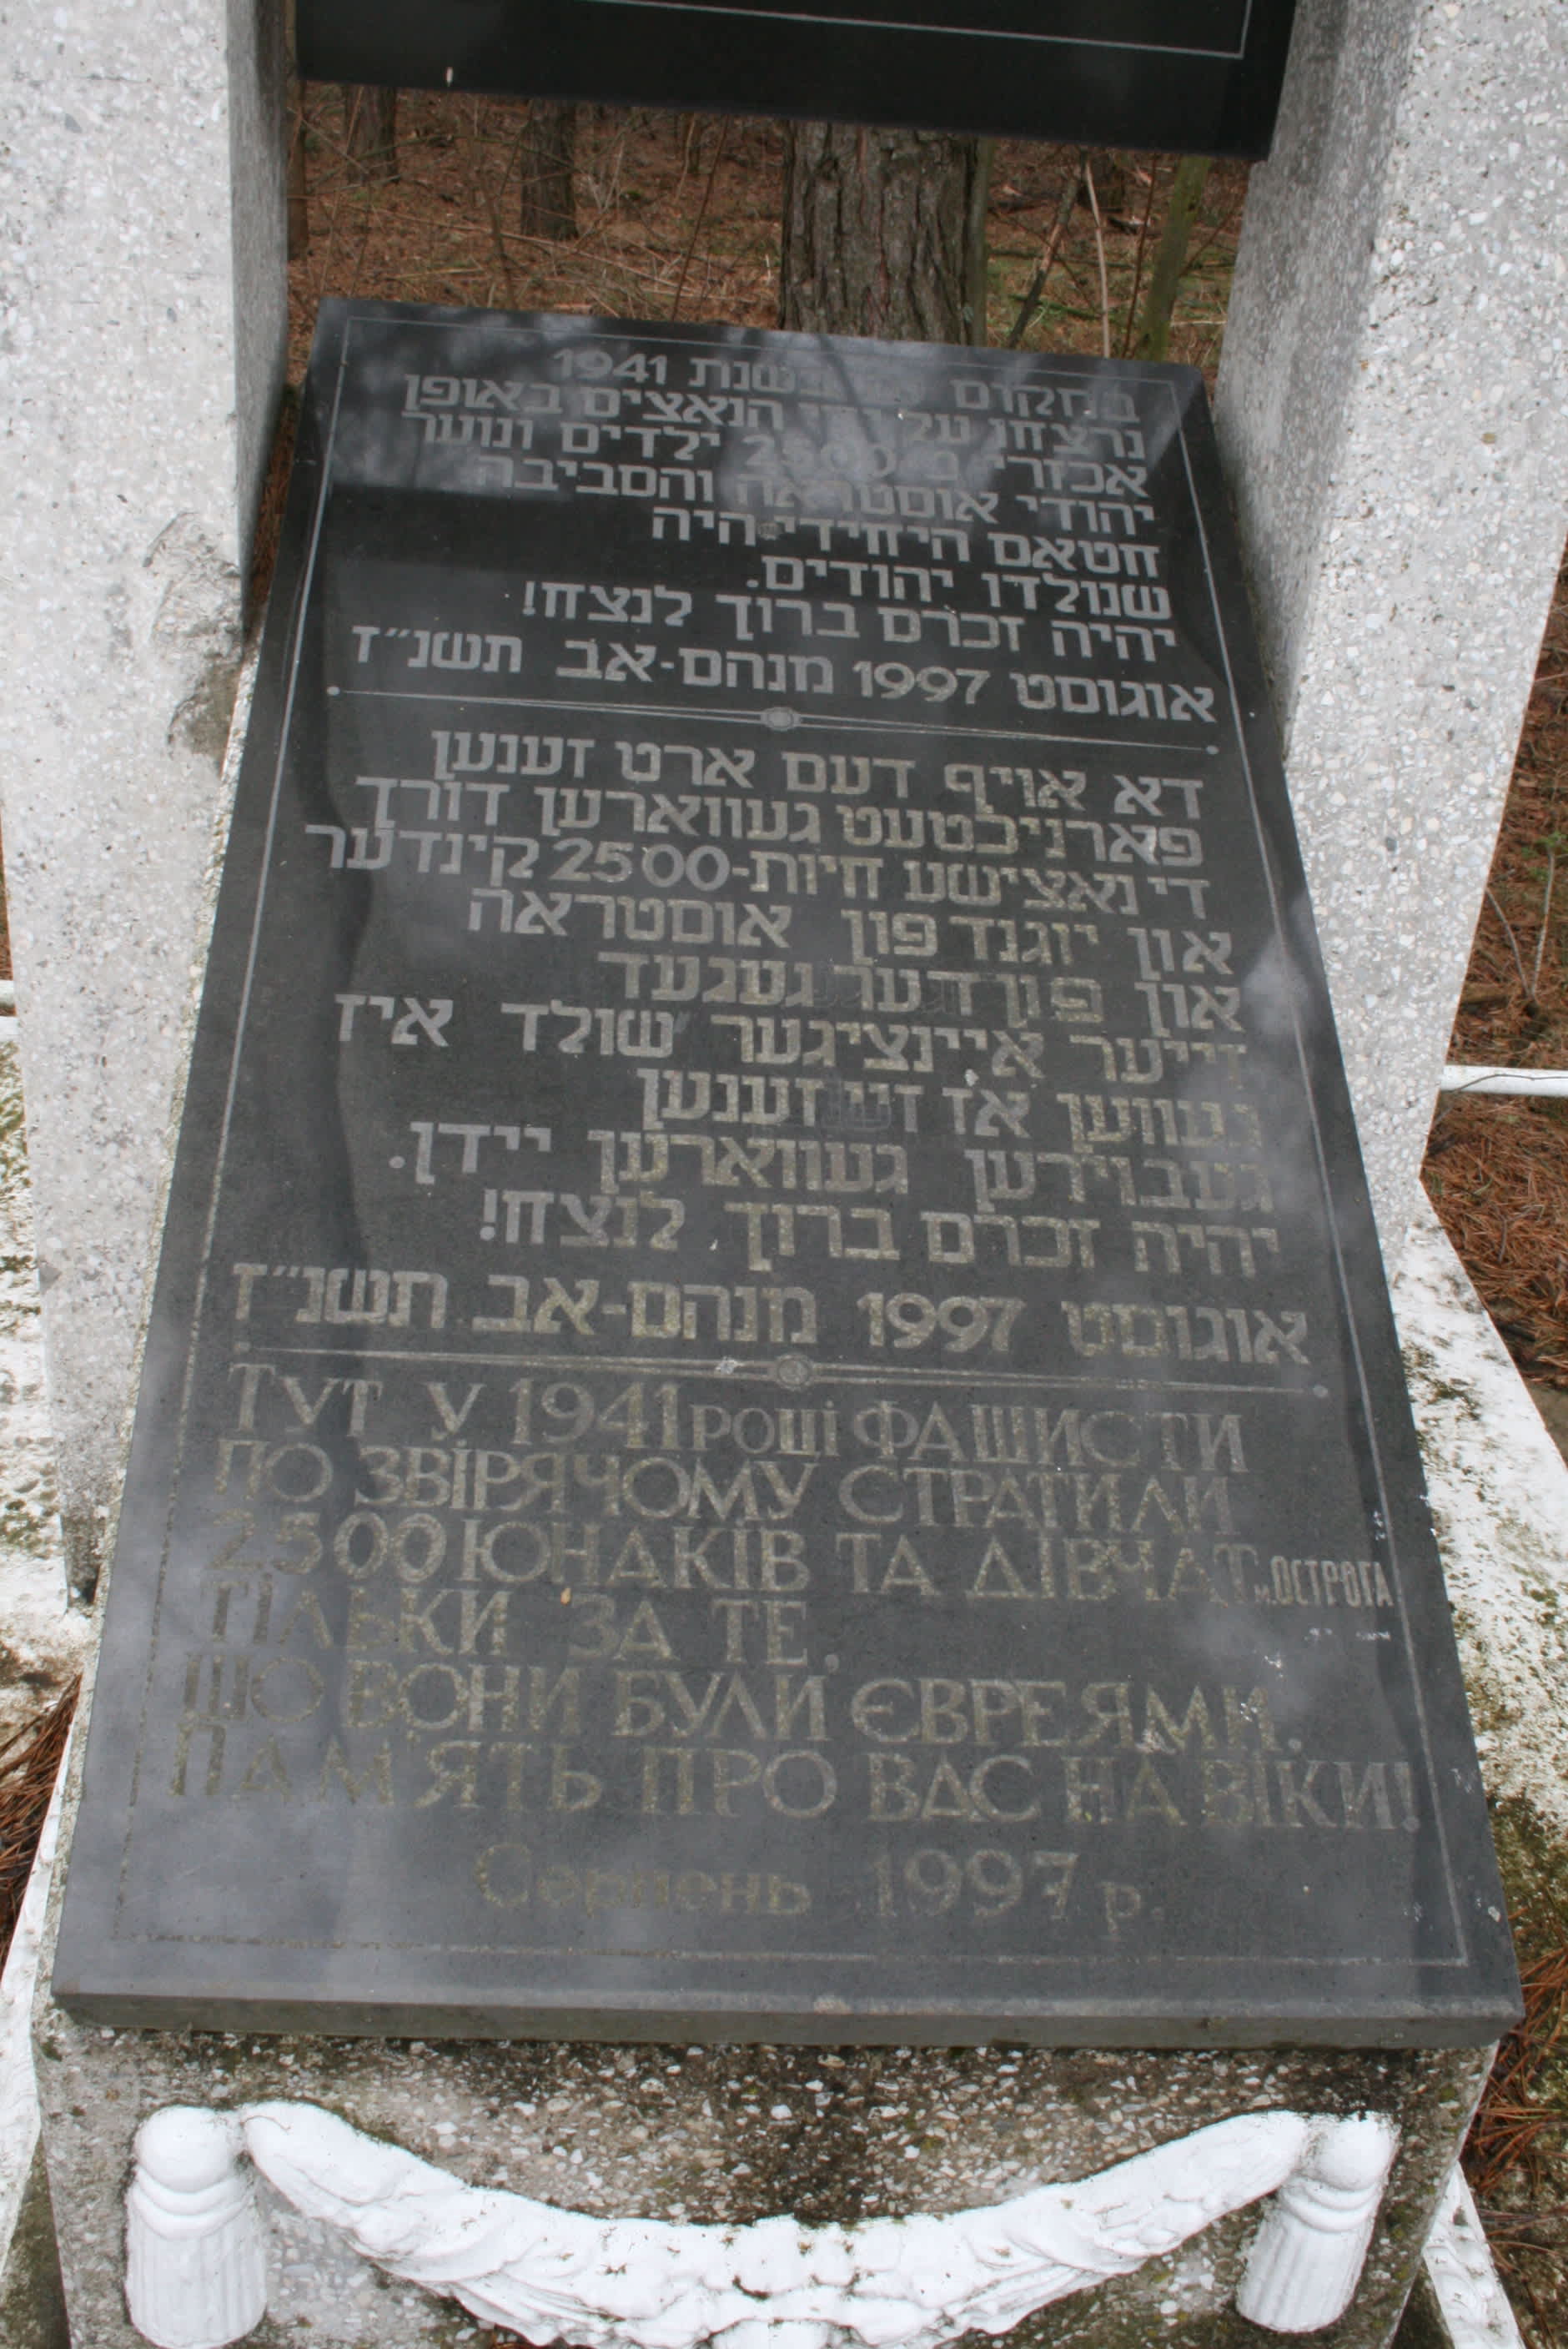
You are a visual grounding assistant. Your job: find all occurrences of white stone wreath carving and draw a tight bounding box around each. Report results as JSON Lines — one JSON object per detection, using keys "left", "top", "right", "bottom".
{"left": 124, "top": 2098, "right": 1399, "bottom": 2349}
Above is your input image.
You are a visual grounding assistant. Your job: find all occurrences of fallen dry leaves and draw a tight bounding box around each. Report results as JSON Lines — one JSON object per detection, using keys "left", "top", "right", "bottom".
{"left": 0, "top": 1677, "right": 76, "bottom": 1969}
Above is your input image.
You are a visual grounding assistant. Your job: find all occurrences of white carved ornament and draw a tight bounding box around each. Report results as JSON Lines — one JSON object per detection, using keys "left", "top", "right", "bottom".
{"left": 124, "top": 2099, "right": 1399, "bottom": 2349}
{"left": 1421, "top": 2167, "right": 1525, "bottom": 2349}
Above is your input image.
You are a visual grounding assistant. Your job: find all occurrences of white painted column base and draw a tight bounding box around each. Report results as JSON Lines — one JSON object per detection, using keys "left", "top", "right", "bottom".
{"left": 123, "top": 2100, "right": 1398, "bottom": 2349}
{"left": 1234, "top": 2115, "right": 1401, "bottom": 2332}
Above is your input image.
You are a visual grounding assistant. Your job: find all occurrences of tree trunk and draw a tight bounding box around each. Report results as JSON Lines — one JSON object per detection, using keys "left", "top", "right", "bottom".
{"left": 1132, "top": 156, "right": 1212, "bottom": 361}
{"left": 778, "top": 124, "right": 991, "bottom": 345}
{"left": 342, "top": 86, "right": 397, "bottom": 184}
{"left": 519, "top": 101, "right": 579, "bottom": 241}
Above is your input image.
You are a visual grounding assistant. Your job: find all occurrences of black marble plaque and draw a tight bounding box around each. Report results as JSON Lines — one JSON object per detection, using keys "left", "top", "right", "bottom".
{"left": 297, "top": 0, "right": 1301, "bottom": 159}
{"left": 55, "top": 302, "right": 1518, "bottom": 2045}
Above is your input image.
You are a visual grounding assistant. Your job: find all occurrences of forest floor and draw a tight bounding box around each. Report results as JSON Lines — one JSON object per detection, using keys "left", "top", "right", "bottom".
{"left": 2, "top": 83, "right": 1566, "bottom": 2338}
{"left": 279, "top": 93, "right": 1249, "bottom": 379}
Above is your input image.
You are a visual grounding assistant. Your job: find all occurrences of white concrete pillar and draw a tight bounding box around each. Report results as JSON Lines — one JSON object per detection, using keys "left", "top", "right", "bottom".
{"left": 0, "top": 0, "right": 288, "bottom": 1597}
{"left": 1215, "top": 0, "right": 1568, "bottom": 1265}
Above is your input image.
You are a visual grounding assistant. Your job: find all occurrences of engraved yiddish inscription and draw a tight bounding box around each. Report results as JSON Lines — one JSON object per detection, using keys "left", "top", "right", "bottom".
{"left": 53, "top": 306, "right": 1517, "bottom": 2043}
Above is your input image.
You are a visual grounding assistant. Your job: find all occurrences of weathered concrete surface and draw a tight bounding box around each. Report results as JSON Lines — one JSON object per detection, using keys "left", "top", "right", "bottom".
{"left": 0, "top": 0, "right": 287, "bottom": 1604}
{"left": 1216, "top": 0, "right": 1568, "bottom": 1266}
{"left": 0, "top": 1037, "right": 82, "bottom": 1743}
{"left": 31, "top": 1999, "right": 1484, "bottom": 2349}
{"left": 0, "top": 2150, "right": 69, "bottom": 2349}
{"left": 1395, "top": 1200, "right": 1568, "bottom": 1849}
{"left": 1, "top": 1757, "right": 68, "bottom": 2338}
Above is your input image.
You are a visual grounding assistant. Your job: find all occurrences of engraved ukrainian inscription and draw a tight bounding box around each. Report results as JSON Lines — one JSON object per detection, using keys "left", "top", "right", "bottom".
{"left": 54, "top": 309, "right": 1516, "bottom": 2040}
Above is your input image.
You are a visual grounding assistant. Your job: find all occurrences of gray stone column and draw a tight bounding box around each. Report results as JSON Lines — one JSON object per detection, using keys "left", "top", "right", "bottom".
{"left": 1214, "top": 0, "right": 1568, "bottom": 1265}
{"left": 0, "top": 0, "right": 289, "bottom": 1598}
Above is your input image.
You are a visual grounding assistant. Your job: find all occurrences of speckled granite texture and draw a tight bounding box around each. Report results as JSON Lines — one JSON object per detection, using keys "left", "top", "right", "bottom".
{"left": 0, "top": 0, "right": 287, "bottom": 1604}
{"left": 1215, "top": 0, "right": 1568, "bottom": 1270}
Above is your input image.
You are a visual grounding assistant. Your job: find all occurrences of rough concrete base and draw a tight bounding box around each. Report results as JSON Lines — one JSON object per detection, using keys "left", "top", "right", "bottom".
{"left": 1395, "top": 1200, "right": 1568, "bottom": 1856}
{"left": 33, "top": 2020, "right": 1485, "bottom": 2349}
{"left": 0, "top": 2146, "right": 69, "bottom": 2349}
{"left": 1395, "top": 2274, "right": 1454, "bottom": 2349}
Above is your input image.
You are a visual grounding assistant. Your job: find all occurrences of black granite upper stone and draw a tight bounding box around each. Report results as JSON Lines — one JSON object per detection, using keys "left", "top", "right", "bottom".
{"left": 296, "top": 0, "right": 1301, "bottom": 158}
{"left": 53, "top": 302, "right": 1520, "bottom": 2044}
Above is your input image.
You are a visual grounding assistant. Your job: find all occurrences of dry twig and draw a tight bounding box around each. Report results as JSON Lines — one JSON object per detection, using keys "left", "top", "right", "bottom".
{"left": 1083, "top": 158, "right": 1111, "bottom": 358}
{"left": 1119, "top": 161, "right": 1160, "bottom": 358}
{"left": 1532, "top": 844, "right": 1557, "bottom": 998}
{"left": 1487, "top": 884, "right": 1537, "bottom": 1003}
{"left": 670, "top": 122, "right": 731, "bottom": 321}
{"left": 1005, "top": 153, "right": 1083, "bottom": 350}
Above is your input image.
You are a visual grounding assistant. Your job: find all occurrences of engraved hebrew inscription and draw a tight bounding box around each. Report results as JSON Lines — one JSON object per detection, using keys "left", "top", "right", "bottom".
{"left": 53, "top": 308, "right": 1516, "bottom": 2043}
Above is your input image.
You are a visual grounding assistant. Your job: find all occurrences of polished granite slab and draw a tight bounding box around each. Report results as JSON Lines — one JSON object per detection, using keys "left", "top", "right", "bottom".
{"left": 297, "top": 0, "right": 1301, "bottom": 158}
{"left": 53, "top": 303, "right": 1519, "bottom": 2042}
